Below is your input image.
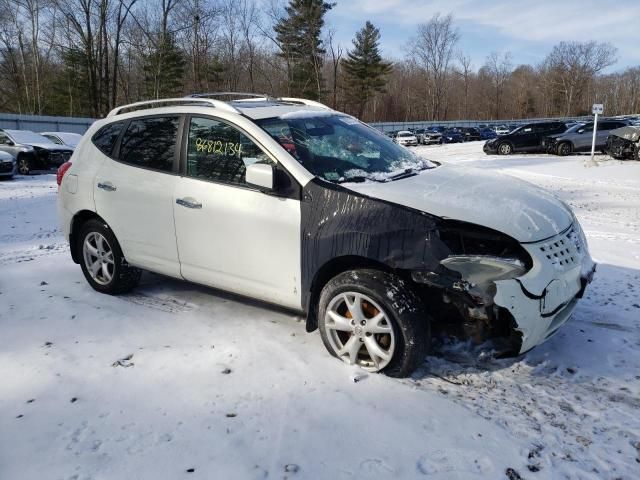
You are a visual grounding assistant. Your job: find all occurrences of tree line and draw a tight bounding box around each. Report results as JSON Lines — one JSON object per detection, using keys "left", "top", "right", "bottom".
{"left": 1, "top": 0, "right": 637, "bottom": 122}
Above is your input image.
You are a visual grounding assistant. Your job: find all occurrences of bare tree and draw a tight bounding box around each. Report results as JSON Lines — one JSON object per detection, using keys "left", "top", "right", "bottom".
{"left": 454, "top": 51, "right": 471, "bottom": 118}
{"left": 484, "top": 51, "right": 512, "bottom": 119}
{"left": 325, "top": 28, "right": 342, "bottom": 109}
{"left": 408, "top": 13, "right": 459, "bottom": 120}
{"left": 544, "top": 41, "right": 617, "bottom": 116}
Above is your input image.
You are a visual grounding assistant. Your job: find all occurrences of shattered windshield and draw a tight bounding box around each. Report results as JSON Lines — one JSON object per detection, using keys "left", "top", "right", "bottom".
{"left": 256, "top": 113, "right": 436, "bottom": 183}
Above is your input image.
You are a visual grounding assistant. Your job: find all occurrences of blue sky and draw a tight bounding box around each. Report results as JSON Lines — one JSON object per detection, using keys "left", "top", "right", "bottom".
{"left": 327, "top": 0, "right": 640, "bottom": 72}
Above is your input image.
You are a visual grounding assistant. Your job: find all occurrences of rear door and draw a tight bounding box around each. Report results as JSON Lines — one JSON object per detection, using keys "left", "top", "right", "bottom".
{"left": 597, "top": 121, "right": 625, "bottom": 148}
{"left": 173, "top": 115, "right": 302, "bottom": 309}
{"left": 574, "top": 123, "right": 594, "bottom": 150}
{"left": 512, "top": 125, "right": 537, "bottom": 151}
{"left": 94, "top": 115, "right": 182, "bottom": 277}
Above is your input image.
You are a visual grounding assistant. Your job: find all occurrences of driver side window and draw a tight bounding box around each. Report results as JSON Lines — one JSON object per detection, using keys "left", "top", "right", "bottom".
{"left": 187, "top": 117, "right": 273, "bottom": 187}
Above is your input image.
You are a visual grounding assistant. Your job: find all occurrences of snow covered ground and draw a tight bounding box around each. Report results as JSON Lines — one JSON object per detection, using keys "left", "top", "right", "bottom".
{"left": 1, "top": 143, "right": 639, "bottom": 479}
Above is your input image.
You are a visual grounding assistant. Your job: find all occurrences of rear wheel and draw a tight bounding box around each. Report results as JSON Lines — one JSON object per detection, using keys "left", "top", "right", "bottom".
{"left": 497, "top": 142, "right": 513, "bottom": 155}
{"left": 17, "top": 155, "right": 31, "bottom": 175}
{"left": 557, "top": 142, "right": 572, "bottom": 156}
{"left": 78, "top": 219, "right": 141, "bottom": 294}
{"left": 318, "top": 269, "right": 430, "bottom": 377}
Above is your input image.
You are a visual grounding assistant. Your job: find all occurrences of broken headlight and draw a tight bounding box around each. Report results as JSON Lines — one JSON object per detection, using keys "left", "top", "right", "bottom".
{"left": 439, "top": 255, "right": 527, "bottom": 284}
{"left": 411, "top": 220, "right": 532, "bottom": 295}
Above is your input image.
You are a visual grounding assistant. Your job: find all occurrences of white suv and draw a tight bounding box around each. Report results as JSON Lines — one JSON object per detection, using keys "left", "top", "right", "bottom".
{"left": 57, "top": 94, "right": 596, "bottom": 377}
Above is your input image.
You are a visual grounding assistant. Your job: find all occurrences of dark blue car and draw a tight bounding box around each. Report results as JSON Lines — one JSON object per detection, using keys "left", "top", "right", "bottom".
{"left": 440, "top": 128, "right": 464, "bottom": 143}
{"left": 480, "top": 128, "right": 498, "bottom": 140}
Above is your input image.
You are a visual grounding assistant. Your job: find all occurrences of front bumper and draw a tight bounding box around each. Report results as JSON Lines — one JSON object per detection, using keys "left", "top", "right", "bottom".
{"left": 399, "top": 140, "right": 418, "bottom": 146}
{"left": 0, "top": 161, "right": 16, "bottom": 176}
{"left": 494, "top": 222, "right": 595, "bottom": 352}
{"left": 483, "top": 142, "right": 498, "bottom": 154}
{"left": 542, "top": 137, "right": 558, "bottom": 154}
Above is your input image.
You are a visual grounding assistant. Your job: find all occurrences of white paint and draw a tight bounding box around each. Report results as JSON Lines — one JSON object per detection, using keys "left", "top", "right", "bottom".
{"left": 346, "top": 163, "right": 573, "bottom": 243}
{"left": 173, "top": 177, "right": 301, "bottom": 309}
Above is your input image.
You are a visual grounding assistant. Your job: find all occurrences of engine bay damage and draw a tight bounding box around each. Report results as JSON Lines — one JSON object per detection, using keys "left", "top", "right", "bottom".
{"left": 302, "top": 179, "right": 595, "bottom": 354}
{"left": 412, "top": 220, "right": 595, "bottom": 354}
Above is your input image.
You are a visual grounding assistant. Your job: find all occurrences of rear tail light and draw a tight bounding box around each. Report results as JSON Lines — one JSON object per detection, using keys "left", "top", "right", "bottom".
{"left": 57, "top": 161, "right": 72, "bottom": 186}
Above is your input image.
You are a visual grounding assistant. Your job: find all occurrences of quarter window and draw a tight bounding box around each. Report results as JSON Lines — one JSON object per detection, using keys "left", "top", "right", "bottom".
{"left": 92, "top": 122, "right": 125, "bottom": 157}
{"left": 186, "top": 117, "right": 273, "bottom": 186}
{"left": 0, "top": 132, "right": 12, "bottom": 145}
{"left": 119, "top": 116, "right": 179, "bottom": 172}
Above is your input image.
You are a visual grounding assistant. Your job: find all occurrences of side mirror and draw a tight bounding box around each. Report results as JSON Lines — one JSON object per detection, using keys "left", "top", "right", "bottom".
{"left": 578, "top": 129, "right": 584, "bottom": 134}
{"left": 246, "top": 163, "right": 274, "bottom": 191}
{"left": 4, "top": 140, "right": 14, "bottom": 146}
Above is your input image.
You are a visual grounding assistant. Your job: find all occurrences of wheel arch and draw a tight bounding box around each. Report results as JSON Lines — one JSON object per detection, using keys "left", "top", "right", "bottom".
{"left": 305, "top": 255, "right": 395, "bottom": 333}
{"left": 497, "top": 140, "right": 514, "bottom": 154}
{"left": 557, "top": 140, "right": 573, "bottom": 155}
{"left": 69, "top": 210, "right": 108, "bottom": 264}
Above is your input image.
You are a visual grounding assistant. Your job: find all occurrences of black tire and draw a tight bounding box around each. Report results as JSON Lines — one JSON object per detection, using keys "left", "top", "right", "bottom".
{"left": 17, "top": 155, "right": 31, "bottom": 175}
{"left": 317, "top": 269, "right": 430, "bottom": 377}
{"left": 556, "top": 142, "right": 572, "bottom": 156}
{"left": 497, "top": 142, "right": 512, "bottom": 155}
{"left": 77, "top": 218, "right": 141, "bottom": 294}
{"left": 634, "top": 145, "right": 640, "bottom": 161}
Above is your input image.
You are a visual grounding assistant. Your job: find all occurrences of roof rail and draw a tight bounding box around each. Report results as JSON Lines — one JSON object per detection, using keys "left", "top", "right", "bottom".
{"left": 190, "top": 92, "right": 275, "bottom": 101}
{"left": 106, "top": 97, "right": 239, "bottom": 117}
{"left": 277, "top": 97, "right": 332, "bottom": 110}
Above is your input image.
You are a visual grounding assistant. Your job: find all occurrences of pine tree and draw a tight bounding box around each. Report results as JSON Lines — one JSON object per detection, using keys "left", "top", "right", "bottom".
{"left": 274, "top": 0, "right": 334, "bottom": 100}
{"left": 341, "top": 21, "right": 393, "bottom": 118}
{"left": 143, "top": 33, "right": 186, "bottom": 99}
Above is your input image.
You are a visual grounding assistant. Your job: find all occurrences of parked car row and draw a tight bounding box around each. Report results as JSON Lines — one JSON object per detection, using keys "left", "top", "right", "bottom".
{"left": 388, "top": 126, "right": 498, "bottom": 146}
{"left": 483, "top": 119, "right": 634, "bottom": 157}
{"left": 0, "top": 129, "right": 82, "bottom": 177}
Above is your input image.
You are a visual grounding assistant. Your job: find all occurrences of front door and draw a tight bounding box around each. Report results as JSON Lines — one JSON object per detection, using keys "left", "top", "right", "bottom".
{"left": 94, "top": 115, "right": 182, "bottom": 277}
{"left": 173, "top": 116, "right": 302, "bottom": 309}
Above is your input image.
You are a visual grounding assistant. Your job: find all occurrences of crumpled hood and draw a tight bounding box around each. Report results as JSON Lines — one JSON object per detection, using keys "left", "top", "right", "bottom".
{"left": 345, "top": 164, "right": 573, "bottom": 243}
{"left": 25, "top": 142, "right": 72, "bottom": 151}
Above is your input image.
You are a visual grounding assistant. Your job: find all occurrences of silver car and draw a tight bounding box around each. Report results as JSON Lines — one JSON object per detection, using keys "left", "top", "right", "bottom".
{"left": 545, "top": 120, "right": 628, "bottom": 156}
{"left": 0, "top": 129, "right": 74, "bottom": 174}
{"left": 41, "top": 132, "right": 83, "bottom": 149}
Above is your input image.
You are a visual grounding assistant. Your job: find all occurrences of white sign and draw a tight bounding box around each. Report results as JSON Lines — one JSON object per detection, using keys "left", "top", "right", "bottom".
{"left": 592, "top": 103, "right": 604, "bottom": 115}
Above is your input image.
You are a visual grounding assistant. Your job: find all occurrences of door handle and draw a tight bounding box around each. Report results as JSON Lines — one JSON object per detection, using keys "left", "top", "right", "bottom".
{"left": 97, "top": 181, "right": 117, "bottom": 192}
{"left": 176, "top": 197, "right": 202, "bottom": 209}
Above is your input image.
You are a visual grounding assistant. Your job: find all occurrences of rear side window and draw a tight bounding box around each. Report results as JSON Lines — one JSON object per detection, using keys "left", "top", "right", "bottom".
{"left": 119, "top": 116, "right": 179, "bottom": 173}
{"left": 92, "top": 122, "right": 124, "bottom": 157}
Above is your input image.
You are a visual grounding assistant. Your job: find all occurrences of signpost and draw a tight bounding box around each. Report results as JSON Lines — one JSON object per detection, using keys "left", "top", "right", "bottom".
{"left": 586, "top": 103, "right": 604, "bottom": 167}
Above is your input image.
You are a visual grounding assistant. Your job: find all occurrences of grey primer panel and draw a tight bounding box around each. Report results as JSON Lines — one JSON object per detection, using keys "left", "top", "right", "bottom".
{"left": 300, "top": 178, "right": 451, "bottom": 329}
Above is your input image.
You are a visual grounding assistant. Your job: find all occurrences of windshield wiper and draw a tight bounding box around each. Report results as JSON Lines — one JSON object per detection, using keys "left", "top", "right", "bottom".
{"left": 388, "top": 168, "right": 420, "bottom": 181}
{"left": 336, "top": 175, "right": 368, "bottom": 184}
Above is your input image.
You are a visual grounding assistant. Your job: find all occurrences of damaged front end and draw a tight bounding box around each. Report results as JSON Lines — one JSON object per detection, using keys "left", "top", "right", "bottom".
{"left": 606, "top": 126, "right": 640, "bottom": 160}
{"left": 411, "top": 219, "right": 596, "bottom": 354}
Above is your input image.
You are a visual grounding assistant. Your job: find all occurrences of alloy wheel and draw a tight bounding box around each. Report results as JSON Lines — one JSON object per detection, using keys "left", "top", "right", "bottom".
{"left": 82, "top": 231, "right": 115, "bottom": 286}
{"left": 498, "top": 143, "right": 512, "bottom": 155}
{"left": 323, "top": 292, "right": 395, "bottom": 372}
{"left": 18, "top": 158, "right": 29, "bottom": 175}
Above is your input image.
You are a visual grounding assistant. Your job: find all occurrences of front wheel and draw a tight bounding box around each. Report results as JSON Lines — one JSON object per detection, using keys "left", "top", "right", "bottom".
{"left": 78, "top": 219, "right": 141, "bottom": 294}
{"left": 318, "top": 269, "right": 430, "bottom": 377}
{"left": 17, "top": 155, "right": 31, "bottom": 175}
{"left": 497, "top": 142, "right": 513, "bottom": 155}
{"left": 557, "top": 142, "right": 572, "bottom": 156}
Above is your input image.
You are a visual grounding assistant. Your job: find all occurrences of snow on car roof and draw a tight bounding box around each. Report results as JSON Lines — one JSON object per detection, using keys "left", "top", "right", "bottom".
{"left": 231, "top": 102, "right": 330, "bottom": 120}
